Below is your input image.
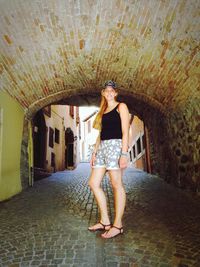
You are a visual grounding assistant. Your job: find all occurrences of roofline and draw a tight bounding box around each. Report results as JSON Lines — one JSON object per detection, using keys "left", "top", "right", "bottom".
{"left": 82, "top": 110, "right": 98, "bottom": 122}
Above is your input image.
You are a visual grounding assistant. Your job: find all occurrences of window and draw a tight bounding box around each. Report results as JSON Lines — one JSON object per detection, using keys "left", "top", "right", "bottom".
{"left": 129, "top": 151, "right": 132, "bottom": 161}
{"left": 55, "top": 128, "right": 60, "bottom": 144}
{"left": 49, "top": 127, "right": 54, "bottom": 148}
{"left": 137, "top": 138, "right": 141, "bottom": 154}
{"left": 69, "top": 106, "right": 74, "bottom": 118}
{"left": 132, "top": 145, "right": 136, "bottom": 158}
{"left": 142, "top": 134, "right": 146, "bottom": 149}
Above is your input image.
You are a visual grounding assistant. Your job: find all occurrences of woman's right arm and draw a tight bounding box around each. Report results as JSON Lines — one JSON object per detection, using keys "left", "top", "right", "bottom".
{"left": 90, "top": 132, "right": 100, "bottom": 167}
{"left": 93, "top": 132, "right": 100, "bottom": 154}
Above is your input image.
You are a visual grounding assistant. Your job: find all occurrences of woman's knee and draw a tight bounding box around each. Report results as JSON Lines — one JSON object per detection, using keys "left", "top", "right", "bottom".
{"left": 111, "top": 181, "right": 123, "bottom": 190}
{"left": 88, "top": 178, "right": 100, "bottom": 190}
{"left": 88, "top": 168, "right": 106, "bottom": 189}
{"left": 108, "top": 170, "right": 123, "bottom": 190}
{"left": 89, "top": 182, "right": 100, "bottom": 191}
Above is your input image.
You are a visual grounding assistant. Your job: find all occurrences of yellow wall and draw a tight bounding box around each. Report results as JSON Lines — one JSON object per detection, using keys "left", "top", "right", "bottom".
{"left": 0, "top": 91, "right": 24, "bottom": 201}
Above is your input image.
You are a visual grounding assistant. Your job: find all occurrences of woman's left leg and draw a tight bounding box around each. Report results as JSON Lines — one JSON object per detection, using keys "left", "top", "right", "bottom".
{"left": 101, "top": 169, "right": 126, "bottom": 238}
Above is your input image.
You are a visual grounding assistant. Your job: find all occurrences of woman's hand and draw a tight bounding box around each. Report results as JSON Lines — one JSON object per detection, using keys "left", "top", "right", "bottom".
{"left": 119, "top": 156, "right": 128, "bottom": 169}
{"left": 90, "top": 152, "right": 96, "bottom": 167}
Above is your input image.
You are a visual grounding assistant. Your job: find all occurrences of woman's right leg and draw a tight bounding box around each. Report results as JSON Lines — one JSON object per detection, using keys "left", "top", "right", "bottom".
{"left": 88, "top": 167, "right": 111, "bottom": 230}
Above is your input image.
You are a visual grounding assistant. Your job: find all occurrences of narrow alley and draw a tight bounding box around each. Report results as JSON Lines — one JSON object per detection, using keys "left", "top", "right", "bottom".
{"left": 0, "top": 163, "right": 200, "bottom": 267}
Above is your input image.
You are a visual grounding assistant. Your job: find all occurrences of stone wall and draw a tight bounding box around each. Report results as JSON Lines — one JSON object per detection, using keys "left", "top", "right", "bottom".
{"left": 136, "top": 102, "right": 177, "bottom": 185}
{"left": 144, "top": 96, "right": 200, "bottom": 193}
{"left": 166, "top": 96, "right": 200, "bottom": 192}
{"left": 146, "top": 115, "right": 177, "bottom": 184}
{"left": 20, "top": 117, "right": 30, "bottom": 190}
{"left": 117, "top": 93, "right": 171, "bottom": 182}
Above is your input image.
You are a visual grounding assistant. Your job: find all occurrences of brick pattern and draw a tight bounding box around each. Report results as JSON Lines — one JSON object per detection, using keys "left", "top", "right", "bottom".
{"left": 0, "top": 0, "right": 199, "bottom": 112}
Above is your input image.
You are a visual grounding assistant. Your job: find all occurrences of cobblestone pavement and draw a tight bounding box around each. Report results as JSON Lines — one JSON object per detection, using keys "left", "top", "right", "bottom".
{"left": 0, "top": 163, "right": 200, "bottom": 267}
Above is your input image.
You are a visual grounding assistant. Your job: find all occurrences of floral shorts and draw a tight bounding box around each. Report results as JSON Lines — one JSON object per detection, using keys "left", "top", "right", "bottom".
{"left": 92, "top": 139, "right": 122, "bottom": 170}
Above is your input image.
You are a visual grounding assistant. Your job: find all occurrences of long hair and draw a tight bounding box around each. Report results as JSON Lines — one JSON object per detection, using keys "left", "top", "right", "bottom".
{"left": 92, "top": 94, "right": 108, "bottom": 130}
{"left": 93, "top": 82, "right": 118, "bottom": 131}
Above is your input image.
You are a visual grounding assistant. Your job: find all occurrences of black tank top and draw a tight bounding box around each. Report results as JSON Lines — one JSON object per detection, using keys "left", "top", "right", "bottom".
{"left": 100, "top": 103, "right": 122, "bottom": 140}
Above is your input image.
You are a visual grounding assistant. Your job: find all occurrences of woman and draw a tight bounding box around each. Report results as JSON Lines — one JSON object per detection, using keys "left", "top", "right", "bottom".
{"left": 88, "top": 80, "right": 130, "bottom": 239}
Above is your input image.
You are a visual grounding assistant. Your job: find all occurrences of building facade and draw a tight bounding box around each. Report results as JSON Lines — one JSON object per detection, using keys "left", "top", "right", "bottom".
{"left": 33, "top": 105, "right": 80, "bottom": 179}
{"left": 80, "top": 110, "right": 98, "bottom": 162}
{"left": 128, "top": 115, "right": 151, "bottom": 173}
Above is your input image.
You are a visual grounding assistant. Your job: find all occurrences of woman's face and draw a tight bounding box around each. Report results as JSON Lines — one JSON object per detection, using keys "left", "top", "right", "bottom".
{"left": 102, "top": 86, "right": 117, "bottom": 101}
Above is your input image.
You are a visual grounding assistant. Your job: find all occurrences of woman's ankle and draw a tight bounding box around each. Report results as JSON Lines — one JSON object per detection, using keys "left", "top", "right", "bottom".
{"left": 100, "top": 217, "right": 111, "bottom": 224}
{"left": 113, "top": 220, "right": 123, "bottom": 227}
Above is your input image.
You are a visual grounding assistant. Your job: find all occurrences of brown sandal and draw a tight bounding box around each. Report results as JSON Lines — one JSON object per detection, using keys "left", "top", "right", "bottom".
{"left": 88, "top": 221, "right": 112, "bottom": 232}
{"left": 101, "top": 225, "right": 124, "bottom": 238}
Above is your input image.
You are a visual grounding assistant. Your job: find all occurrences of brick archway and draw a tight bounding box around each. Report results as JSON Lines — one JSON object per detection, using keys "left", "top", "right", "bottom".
{"left": 0, "top": 0, "right": 199, "bottom": 193}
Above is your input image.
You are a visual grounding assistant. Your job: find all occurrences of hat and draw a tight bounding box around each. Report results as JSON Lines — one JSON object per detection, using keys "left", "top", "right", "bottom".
{"left": 104, "top": 80, "right": 117, "bottom": 89}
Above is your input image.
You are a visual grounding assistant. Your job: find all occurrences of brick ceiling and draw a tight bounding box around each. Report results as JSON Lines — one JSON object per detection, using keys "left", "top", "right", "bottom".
{"left": 0, "top": 0, "right": 199, "bottom": 116}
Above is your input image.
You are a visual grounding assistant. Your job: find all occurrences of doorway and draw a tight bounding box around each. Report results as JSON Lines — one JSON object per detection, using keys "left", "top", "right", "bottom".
{"left": 65, "top": 128, "right": 74, "bottom": 169}
{"left": 33, "top": 110, "right": 47, "bottom": 178}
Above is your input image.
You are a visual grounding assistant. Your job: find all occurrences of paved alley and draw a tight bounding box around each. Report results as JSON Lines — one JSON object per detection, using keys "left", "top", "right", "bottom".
{"left": 0, "top": 163, "right": 200, "bottom": 267}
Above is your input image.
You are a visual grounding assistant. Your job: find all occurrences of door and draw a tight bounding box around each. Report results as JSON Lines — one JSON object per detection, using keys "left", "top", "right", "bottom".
{"left": 67, "top": 143, "right": 74, "bottom": 167}
{"left": 65, "top": 128, "right": 74, "bottom": 168}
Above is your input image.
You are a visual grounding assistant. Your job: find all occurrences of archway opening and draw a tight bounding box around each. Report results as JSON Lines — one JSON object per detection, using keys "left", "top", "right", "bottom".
{"left": 20, "top": 90, "right": 175, "bottom": 188}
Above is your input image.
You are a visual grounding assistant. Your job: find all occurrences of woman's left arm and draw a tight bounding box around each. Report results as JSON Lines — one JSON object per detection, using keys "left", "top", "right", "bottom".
{"left": 119, "top": 103, "right": 130, "bottom": 168}
{"left": 119, "top": 103, "right": 130, "bottom": 153}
